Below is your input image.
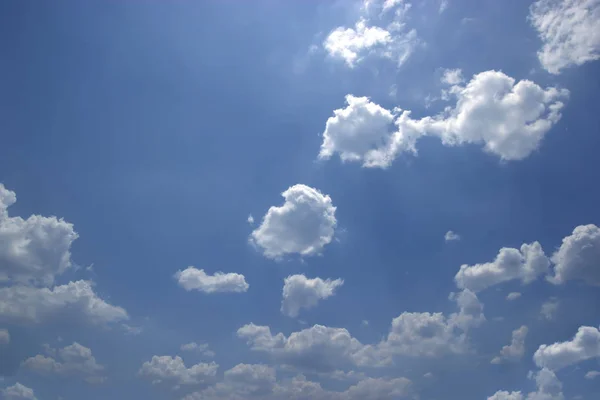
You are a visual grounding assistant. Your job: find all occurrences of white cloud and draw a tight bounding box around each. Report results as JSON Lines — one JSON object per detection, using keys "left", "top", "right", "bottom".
{"left": 250, "top": 185, "right": 337, "bottom": 259}
{"left": 175, "top": 267, "right": 249, "bottom": 294}
{"left": 549, "top": 224, "right": 600, "bottom": 286}
{"left": 0, "top": 280, "right": 128, "bottom": 325}
{"left": 533, "top": 325, "right": 600, "bottom": 370}
{"left": 22, "top": 342, "right": 105, "bottom": 383}
{"left": 540, "top": 298, "right": 560, "bottom": 321}
{"left": 281, "top": 275, "right": 343, "bottom": 318}
{"left": 320, "top": 71, "right": 568, "bottom": 168}
{"left": 507, "top": 292, "right": 522, "bottom": 301}
{"left": 445, "top": 230, "right": 460, "bottom": 241}
{"left": 247, "top": 215, "right": 254, "bottom": 225}
{"left": 1, "top": 383, "right": 37, "bottom": 400}
{"left": 139, "top": 355, "right": 218, "bottom": 387}
{"left": 181, "top": 342, "right": 216, "bottom": 358}
{"left": 439, "top": 0, "right": 449, "bottom": 13}
{"left": 455, "top": 242, "right": 550, "bottom": 292}
{"left": 488, "top": 392, "right": 525, "bottom": 400}
{"left": 0, "top": 328, "right": 9, "bottom": 345}
{"left": 491, "top": 325, "right": 528, "bottom": 364}
{"left": 488, "top": 368, "right": 564, "bottom": 400}
{"left": 441, "top": 68, "right": 464, "bottom": 85}
{"left": 529, "top": 0, "right": 600, "bottom": 74}
{"left": 184, "top": 364, "right": 276, "bottom": 399}
{"left": 585, "top": 370, "right": 600, "bottom": 379}
{"left": 323, "top": 0, "right": 418, "bottom": 68}
{"left": 0, "top": 183, "right": 78, "bottom": 286}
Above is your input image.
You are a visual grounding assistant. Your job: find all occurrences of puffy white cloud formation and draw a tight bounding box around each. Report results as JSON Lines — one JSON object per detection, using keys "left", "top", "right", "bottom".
{"left": 455, "top": 242, "right": 549, "bottom": 292}
{"left": 441, "top": 68, "right": 464, "bottom": 85}
{"left": 549, "top": 224, "right": 600, "bottom": 286}
{"left": 22, "top": 342, "right": 105, "bottom": 383}
{"left": 175, "top": 267, "right": 249, "bottom": 293}
{"left": 323, "top": 0, "right": 418, "bottom": 68}
{"left": 491, "top": 325, "right": 528, "bottom": 364}
{"left": 0, "top": 280, "right": 128, "bottom": 325}
{"left": 319, "top": 71, "right": 568, "bottom": 168}
{"left": 250, "top": 185, "right": 337, "bottom": 259}
{"left": 540, "top": 298, "right": 560, "bottom": 321}
{"left": 184, "top": 364, "right": 277, "bottom": 399}
{"left": 533, "top": 325, "right": 600, "bottom": 370}
{"left": 529, "top": 0, "right": 600, "bottom": 74}
{"left": 281, "top": 275, "right": 344, "bottom": 318}
{"left": 0, "top": 183, "right": 78, "bottom": 286}
{"left": 488, "top": 368, "right": 564, "bottom": 400}
{"left": 444, "top": 230, "right": 460, "bottom": 241}
{"left": 0, "top": 328, "right": 9, "bottom": 345}
{"left": 138, "top": 355, "right": 218, "bottom": 387}
{"left": 1, "top": 383, "right": 37, "bottom": 400}
{"left": 181, "top": 342, "right": 215, "bottom": 358}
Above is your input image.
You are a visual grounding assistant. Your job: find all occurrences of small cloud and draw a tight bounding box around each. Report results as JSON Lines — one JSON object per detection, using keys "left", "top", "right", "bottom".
{"left": 585, "top": 370, "right": 600, "bottom": 380}
{"left": 445, "top": 230, "right": 461, "bottom": 242}
{"left": 424, "top": 372, "right": 434, "bottom": 378}
{"left": 247, "top": 214, "right": 254, "bottom": 225}
{"left": 389, "top": 84, "right": 398, "bottom": 99}
{"left": 441, "top": 69, "right": 464, "bottom": 85}
{"left": 506, "top": 292, "right": 522, "bottom": 301}
{"left": 540, "top": 298, "right": 559, "bottom": 321}
{"left": 122, "top": 324, "right": 143, "bottom": 336}
{"left": 361, "top": 320, "right": 369, "bottom": 327}
{"left": 439, "top": 0, "right": 448, "bottom": 14}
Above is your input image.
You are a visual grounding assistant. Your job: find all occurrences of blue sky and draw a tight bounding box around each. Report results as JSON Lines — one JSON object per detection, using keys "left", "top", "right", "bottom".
{"left": 1, "top": 0, "right": 600, "bottom": 399}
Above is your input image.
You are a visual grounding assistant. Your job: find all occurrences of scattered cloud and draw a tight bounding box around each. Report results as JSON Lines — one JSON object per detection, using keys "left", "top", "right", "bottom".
{"left": 455, "top": 242, "right": 550, "bottom": 293}
{"left": 506, "top": 292, "right": 522, "bottom": 301}
{"left": 533, "top": 325, "right": 600, "bottom": 370}
{"left": 319, "top": 71, "right": 568, "bottom": 168}
{"left": 441, "top": 68, "right": 464, "bottom": 85}
{"left": 1, "top": 383, "right": 37, "bottom": 400}
{"left": 439, "top": 0, "right": 449, "bottom": 14}
{"left": 250, "top": 185, "right": 337, "bottom": 259}
{"left": 491, "top": 325, "right": 528, "bottom": 364}
{"left": 181, "top": 342, "right": 216, "bottom": 358}
{"left": 175, "top": 267, "right": 249, "bottom": 294}
{"left": 0, "top": 328, "right": 9, "bottom": 345}
{"left": 247, "top": 214, "right": 254, "bottom": 225}
{"left": 529, "top": 0, "right": 600, "bottom": 74}
{"left": 138, "top": 355, "right": 218, "bottom": 387}
{"left": 22, "top": 342, "right": 106, "bottom": 384}
{"left": 281, "top": 274, "right": 344, "bottom": 318}
{"left": 548, "top": 224, "right": 600, "bottom": 286}
{"left": 540, "top": 298, "right": 560, "bottom": 321}
{"left": 488, "top": 368, "right": 564, "bottom": 400}
{"left": 585, "top": 370, "right": 600, "bottom": 379}
{"left": 445, "top": 230, "right": 461, "bottom": 242}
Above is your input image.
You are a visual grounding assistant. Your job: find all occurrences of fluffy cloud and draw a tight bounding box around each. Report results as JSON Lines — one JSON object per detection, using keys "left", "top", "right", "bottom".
{"left": 533, "top": 325, "right": 600, "bottom": 370}
{"left": 0, "top": 328, "right": 9, "bottom": 345}
{"left": 441, "top": 68, "right": 464, "bottom": 85}
{"left": 0, "top": 183, "right": 78, "bottom": 286}
{"left": 549, "top": 224, "right": 600, "bottom": 286}
{"left": 184, "top": 364, "right": 277, "bottom": 399}
{"left": 585, "top": 370, "right": 600, "bottom": 379}
{"left": 319, "top": 71, "right": 568, "bottom": 168}
{"left": 0, "top": 280, "right": 128, "bottom": 325}
{"left": 138, "top": 355, "right": 218, "bottom": 387}
{"left": 250, "top": 185, "right": 337, "bottom": 259}
{"left": 175, "top": 267, "right": 249, "bottom": 294}
{"left": 488, "top": 368, "right": 564, "bottom": 400}
{"left": 281, "top": 275, "right": 343, "bottom": 318}
{"left": 507, "top": 292, "right": 522, "bottom": 301}
{"left": 455, "top": 242, "right": 550, "bottom": 292}
{"left": 529, "top": 0, "right": 600, "bottom": 74}
{"left": 491, "top": 325, "right": 528, "bottom": 364}
{"left": 1, "top": 383, "right": 37, "bottom": 400}
{"left": 22, "top": 342, "right": 105, "bottom": 383}
{"left": 540, "top": 298, "right": 560, "bottom": 321}
{"left": 323, "top": 0, "right": 418, "bottom": 68}
{"left": 181, "top": 342, "right": 216, "bottom": 358}
{"left": 444, "top": 230, "right": 460, "bottom": 241}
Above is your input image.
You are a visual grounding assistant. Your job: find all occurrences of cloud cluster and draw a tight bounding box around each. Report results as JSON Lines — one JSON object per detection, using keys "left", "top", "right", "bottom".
{"left": 250, "top": 185, "right": 337, "bottom": 259}
{"left": 319, "top": 71, "right": 568, "bottom": 168}
{"left": 533, "top": 325, "right": 600, "bottom": 370}
{"left": 488, "top": 368, "right": 564, "bottom": 400}
{"left": 181, "top": 342, "right": 216, "bottom": 358}
{"left": 175, "top": 267, "right": 249, "bottom": 294}
{"left": 138, "top": 355, "right": 218, "bottom": 387}
{"left": 281, "top": 274, "right": 343, "bottom": 317}
{"left": 1, "top": 383, "right": 37, "bottom": 400}
{"left": 491, "top": 325, "right": 529, "bottom": 364}
{"left": 548, "top": 224, "right": 600, "bottom": 286}
{"left": 529, "top": 0, "right": 600, "bottom": 74}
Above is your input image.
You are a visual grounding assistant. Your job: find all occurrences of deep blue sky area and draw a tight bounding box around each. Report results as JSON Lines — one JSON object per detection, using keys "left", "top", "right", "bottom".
{"left": 1, "top": 1, "right": 599, "bottom": 400}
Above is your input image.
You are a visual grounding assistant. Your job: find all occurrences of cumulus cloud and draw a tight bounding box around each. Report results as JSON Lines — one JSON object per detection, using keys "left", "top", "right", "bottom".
{"left": 1, "top": 383, "right": 37, "bottom": 400}
{"left": 323, "top": 0, "right": 418, "bottom": 68}
{"left": 250, "top": 185, "right": 337, "bottom": 259}
{"left": 22, "top": 342, "right": 106, "bottom": 383}
{"left": 549, "top": 224, "right": 600, "bottom": 286}
{"left": 445, "top": 230, "right": 460, "bottom": 241}
{"left": 533, "top": 325, "right": 600, "bottom": 370}
{"left": 0, "top": 328, "right": 9, "bottom": 345}
{"left": 175, "top": 267, "right": 249, "bottom": 294}
{"left": 184, "top": 364, "right": 277, "bottom": 399}
{"left": 488, "top": 368, "right": 564, "bottom": 400}
{"left": 491, "top": 325, "right": 528, "bottom": 364}
{"left": 441, "top": 68, "right": 464, "bottom": 85}
{"left": 139, "top": 355, "right": 218, "bottom": 387}
{"left": 540, "top": 298, "right": 560, "bottom": 321}
{"left": 181, "top": 342, "right": 215, "bottom": 358}
{"left": 455, "top": 242, "right": 550, "bottom": 292}
{"left": 529, "top": 0, "right": 600, "bottom": 74}
{"left": 319, "top": 71, "right": 568, "bottom": 168}
{"left": 281, "top": 275, "right": 344, "bottom": 318}
{"left": 507, "top": 292, "right": 522, "bottom": 301}
{"left": 585, "top": 370, "right": 600, "bottom": 379}
{"left": 0, "top": 280, "right": 128, "bottom": 325}
{"left": 0, "top": 183, "right": 78, "bottom": 286}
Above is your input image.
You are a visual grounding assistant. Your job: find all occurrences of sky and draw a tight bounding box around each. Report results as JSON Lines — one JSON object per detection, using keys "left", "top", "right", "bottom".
{"left": 1, "top": 0, "right": 600, "bottom": 399}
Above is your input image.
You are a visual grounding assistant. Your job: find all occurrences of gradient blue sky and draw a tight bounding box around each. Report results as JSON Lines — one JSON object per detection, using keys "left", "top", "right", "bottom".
{"left": 1, "top": 1, "right": 600, "bottom": 399}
